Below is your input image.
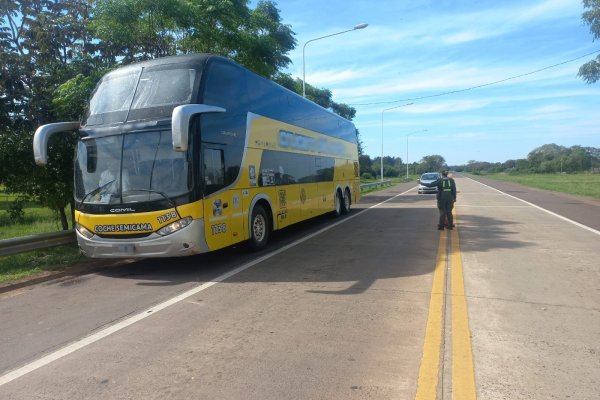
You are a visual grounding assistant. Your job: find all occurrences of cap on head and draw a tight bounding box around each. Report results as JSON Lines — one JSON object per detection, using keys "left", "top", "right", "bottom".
{"left": 442, "top": 170, "right": 449, "bottom": 177}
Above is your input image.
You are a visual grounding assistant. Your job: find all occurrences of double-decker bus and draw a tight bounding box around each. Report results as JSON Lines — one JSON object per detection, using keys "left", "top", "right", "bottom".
{"left": 33, "top": 54, "right": 360, "bottom": 258}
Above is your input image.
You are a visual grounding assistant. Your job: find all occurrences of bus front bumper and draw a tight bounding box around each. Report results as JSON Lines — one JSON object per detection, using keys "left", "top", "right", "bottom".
{"left": 76, "top": 219, "right": 209, "bottom": 258}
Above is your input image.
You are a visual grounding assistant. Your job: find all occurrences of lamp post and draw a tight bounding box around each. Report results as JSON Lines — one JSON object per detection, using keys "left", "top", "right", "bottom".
{"left": 406, "top": 129, "right": 428, "bottom": 180}
{"left": 380, "top": 102, "right": 414, "bottom": 182}
{"left": 302, "top": 23, "right": 368, "bottom": 98}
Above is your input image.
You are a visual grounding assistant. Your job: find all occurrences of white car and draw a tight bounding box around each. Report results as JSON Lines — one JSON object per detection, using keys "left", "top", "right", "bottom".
{"left": 418, "top": 172, "right": 441, "bottom": 194}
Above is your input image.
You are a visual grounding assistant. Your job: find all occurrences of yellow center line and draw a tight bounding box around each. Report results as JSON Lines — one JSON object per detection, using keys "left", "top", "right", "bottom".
{"left": 415, "top": 209, "right": 477, "bottom": 400}
{"left": 415, "top": 230, "right": 448, "bottom": 400}
{"left": 451, "top": 217, "right": 477, "bottom": 399}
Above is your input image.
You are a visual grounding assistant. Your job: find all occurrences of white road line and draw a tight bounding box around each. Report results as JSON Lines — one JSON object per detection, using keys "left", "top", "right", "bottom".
{"left": 464, "top": 176, "right": 600, "bottom": 236}
{"left": 0, "top": 188, "right": 413, "bottom": 387}
{"left": 458, "top": 205, "right": 530, "bottom": 208}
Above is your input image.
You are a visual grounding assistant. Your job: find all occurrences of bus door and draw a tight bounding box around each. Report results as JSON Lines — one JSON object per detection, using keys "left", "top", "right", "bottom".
{"left": 202, "top": 147, "right": 244, "bottom": 250}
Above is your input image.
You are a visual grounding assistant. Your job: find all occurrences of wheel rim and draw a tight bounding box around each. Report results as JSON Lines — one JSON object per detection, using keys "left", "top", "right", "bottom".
{"left": 253, "top": 213, "right": 266, "bottom": 242}
{"left": 344, "top": 191, "right": 351, "bottom": 210}
{"left": 335, "top": 193, "right": 341, "bottom": 214}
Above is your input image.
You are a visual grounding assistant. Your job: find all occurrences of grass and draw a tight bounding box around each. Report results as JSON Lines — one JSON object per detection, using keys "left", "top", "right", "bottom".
{"left": 0, "top": 245, "right": 84, "bottom": 284}
{"left": 360, "top": 176, "right": 416, "bottom": 194}
{"left": 1, "top": 189, "right": 85, "bottom": 285}
{"left": 0, "top": 204, "right": 69, "bottom": 239}
{"left": 472, "top": 173, "right": 600, "bottom": 199}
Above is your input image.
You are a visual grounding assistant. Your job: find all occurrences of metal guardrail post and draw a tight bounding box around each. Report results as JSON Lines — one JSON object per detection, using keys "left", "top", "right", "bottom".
{"left": 359, "top": 180, "right": 393, "bottom": 192}
{"left": 0, "top": 230, "right": 77, "bottom": 257}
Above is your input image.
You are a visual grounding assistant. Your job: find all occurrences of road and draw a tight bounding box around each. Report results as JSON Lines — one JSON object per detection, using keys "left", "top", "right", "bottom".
{"left": 0, "top": 175, "right": 598, "bottom": 399}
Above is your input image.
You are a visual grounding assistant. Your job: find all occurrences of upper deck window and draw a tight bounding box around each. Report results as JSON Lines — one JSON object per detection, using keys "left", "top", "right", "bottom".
{"left": 84, "top": 67, "right": 197, "bottom": 126}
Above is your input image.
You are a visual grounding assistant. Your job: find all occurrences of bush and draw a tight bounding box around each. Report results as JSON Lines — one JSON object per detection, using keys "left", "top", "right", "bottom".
{"left": 361, "top": 172, "right": 374, "bottom": 180}
{"left": 6, "top": 199, "right": 25, "bottom": 223}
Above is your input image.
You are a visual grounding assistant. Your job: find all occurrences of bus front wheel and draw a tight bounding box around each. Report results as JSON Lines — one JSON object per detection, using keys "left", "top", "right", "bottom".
{"left": 250, "top": 204, "right": 270, "bottom": 250}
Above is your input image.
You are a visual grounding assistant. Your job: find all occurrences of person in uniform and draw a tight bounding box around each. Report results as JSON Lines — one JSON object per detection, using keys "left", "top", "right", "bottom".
{"left": 418, "top": 170, "right": 457, "bottom": 230}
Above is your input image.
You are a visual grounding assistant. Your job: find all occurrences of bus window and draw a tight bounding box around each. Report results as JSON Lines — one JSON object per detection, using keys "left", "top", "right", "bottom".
{"left": 85, "top": 68, "right": 142, "bottom": 126}
{"left": 131, "top": 68, "right": 195, "bottom": 108}
{"left": 203, "top": 148, "right": 225, "bottom": 195}
{"left": 203, "top": 61, "right": 247, "bottom": 113}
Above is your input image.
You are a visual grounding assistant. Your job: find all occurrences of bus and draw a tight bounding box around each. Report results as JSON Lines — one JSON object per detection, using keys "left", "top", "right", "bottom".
{"left": 33, "top": 54, "right": 360, "bottom": 258}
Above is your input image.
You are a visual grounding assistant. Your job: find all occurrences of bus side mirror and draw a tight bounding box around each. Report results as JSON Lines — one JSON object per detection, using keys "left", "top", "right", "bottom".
{"left": 33, "top": 122, "right": 80, "bottom": 165}
{"left": 171, "top": 104, "right": 226, "bottom": 152}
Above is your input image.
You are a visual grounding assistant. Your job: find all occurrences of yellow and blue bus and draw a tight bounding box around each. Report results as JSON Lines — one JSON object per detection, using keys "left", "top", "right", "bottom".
{"left": 33, "top": 54, "right": 360, "bottom": 258}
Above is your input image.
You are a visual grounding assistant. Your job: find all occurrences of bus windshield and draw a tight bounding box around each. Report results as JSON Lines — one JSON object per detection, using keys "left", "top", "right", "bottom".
{"left": 75, "top": 131, "right": 190, "bottom": 205}
{"left": 85, "top": 67, "right": 196, "bottom": 126}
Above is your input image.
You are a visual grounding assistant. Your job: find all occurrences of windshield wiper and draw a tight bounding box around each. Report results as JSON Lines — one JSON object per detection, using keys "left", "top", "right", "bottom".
{"left": 122, "top": 188, "right": 183, "bottom": 219}
{"left": 79, "top": 179, "right": 116, "bottom": 208}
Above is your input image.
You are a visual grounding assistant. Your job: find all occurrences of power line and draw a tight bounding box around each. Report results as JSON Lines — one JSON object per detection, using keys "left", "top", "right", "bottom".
{"left": 347, "top": 50, "right": 600, "bottom": 106}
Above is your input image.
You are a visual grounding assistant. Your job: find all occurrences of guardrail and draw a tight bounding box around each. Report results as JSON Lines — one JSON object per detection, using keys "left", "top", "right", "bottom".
{"left": 360, "top": 180, "right": 393, "bottom": 191}
{"left": 0, "top": 230, "right": 77, "bottom": 257}
{"left": 2, "top": 183, "right": 394, "bottom": 257}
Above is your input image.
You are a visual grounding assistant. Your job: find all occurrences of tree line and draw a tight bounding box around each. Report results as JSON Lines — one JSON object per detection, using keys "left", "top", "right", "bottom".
{"left": 459, "top": 144, "right": 600, "bottom": 175}
{"left": 359, "top": 154, "right": 448, "bottom": 180}
{"left": 359, "top": 143, "right": 600, "bottom": 180}
{"left": 0, "top": 0, "right": 358, "bottom": 230}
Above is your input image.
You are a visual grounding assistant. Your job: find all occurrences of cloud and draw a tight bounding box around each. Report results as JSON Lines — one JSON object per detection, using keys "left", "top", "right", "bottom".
{"left": 530, "top": 104, "right": 573, "bottom": 114}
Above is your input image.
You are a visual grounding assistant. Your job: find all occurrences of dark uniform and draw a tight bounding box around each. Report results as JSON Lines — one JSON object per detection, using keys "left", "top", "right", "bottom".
{"left": 420, "top": 171, "right": 457, "bottom": 230}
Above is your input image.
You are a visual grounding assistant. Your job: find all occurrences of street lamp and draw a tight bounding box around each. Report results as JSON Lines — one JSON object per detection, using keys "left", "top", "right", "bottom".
{"left": 406, "top": 129, "right": 428, "bottom": 180}
{"left": 302, "top": 23, "right": 368, "bottom": 98}
{"left": 380, "top": 102, "right": 414, "bottom": 182}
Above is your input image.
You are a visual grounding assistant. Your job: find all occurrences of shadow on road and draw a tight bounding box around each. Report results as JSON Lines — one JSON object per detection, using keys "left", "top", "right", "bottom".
{"left": 92, "top": 186, "right": 534, "bottom": 295}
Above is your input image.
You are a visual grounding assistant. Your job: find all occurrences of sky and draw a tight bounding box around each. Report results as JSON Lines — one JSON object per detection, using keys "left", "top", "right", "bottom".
{"left": 254, "top": 0, "right": 600, "bottom": 166}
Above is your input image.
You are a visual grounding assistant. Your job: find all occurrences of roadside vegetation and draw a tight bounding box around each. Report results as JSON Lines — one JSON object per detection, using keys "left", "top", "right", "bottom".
{"left": 1, "top": 188, "right": 84, "bottom": 285}
{"left": 468, "top": 173, "right": 600, "bottom": 200}
{"left": 0, "top": 246, "right": 82, "bottom": 285}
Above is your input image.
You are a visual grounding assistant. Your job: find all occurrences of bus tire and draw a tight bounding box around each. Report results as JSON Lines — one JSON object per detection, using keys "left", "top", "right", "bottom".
{"left": 333, "top": 190, "right": 343, "bottom": 217}
{"left": 341, "top": 188, "right": 351, "bottom": 214}
{"left": 249, "top": 204, "right": 270, "bottom": 250}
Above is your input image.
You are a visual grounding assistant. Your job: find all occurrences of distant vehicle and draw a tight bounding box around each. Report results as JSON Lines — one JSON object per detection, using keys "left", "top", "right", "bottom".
{"left": 33, "top": 54, "right": 360, "bottom": 258}
{"left": 418, "top": 172, "right": 441, "bottom": 194}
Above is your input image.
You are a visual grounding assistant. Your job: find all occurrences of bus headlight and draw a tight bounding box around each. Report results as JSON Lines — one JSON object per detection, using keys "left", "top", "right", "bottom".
{"left": 157, "top": 216, "right": 193, "bottom": 236}
{"left": 76, "top": 223, "right": 94, "bottom": 239}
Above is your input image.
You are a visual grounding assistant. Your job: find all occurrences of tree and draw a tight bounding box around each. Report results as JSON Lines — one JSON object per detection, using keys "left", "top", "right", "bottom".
{"left": 418, "top": 155, "right": 446, "bottom": 173}
{"left": 92, "top": 0, "right": 296, "bottom": 77}
{"left": 1, "top": 0, "right": 101, "bottom": 229}
{"left": 272, "top": 71, "right": 363, "bottom": 147}
{"left": 358, "top": 154, "right": 372, "bottom": 178}
{"left": 579, "top": 0, "right": 600, "bottom": 83}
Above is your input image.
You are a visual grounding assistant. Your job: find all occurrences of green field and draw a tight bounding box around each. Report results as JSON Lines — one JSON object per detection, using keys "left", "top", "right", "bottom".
{"left": 1, "top": 190, "right": 84, "bottom": 284}
{"left": 472, "top": 173, "right": 600, "bottom": 199}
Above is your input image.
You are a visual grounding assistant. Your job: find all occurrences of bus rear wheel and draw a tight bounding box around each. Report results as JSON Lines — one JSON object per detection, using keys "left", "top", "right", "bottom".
{"left": 333, "top": 190, "right": 343, "bottom": 217}
{"left": 341, "top": 189, "right": 351, "bottom": 214}
{"left": 250, "top": 204, "right": 270, "bottom": 250}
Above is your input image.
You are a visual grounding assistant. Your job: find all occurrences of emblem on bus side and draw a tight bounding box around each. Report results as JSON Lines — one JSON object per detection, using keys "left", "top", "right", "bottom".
{"left": 213, "top": 199, "right": 222, "bottom": 216}
{"left": 279, "top": 190, "right": 287, "bottom": 208}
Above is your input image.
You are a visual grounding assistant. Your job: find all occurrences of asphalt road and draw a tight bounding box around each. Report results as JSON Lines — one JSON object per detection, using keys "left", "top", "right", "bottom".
{"left": 0, "top": 175, "right": 598, "bottom": 399}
